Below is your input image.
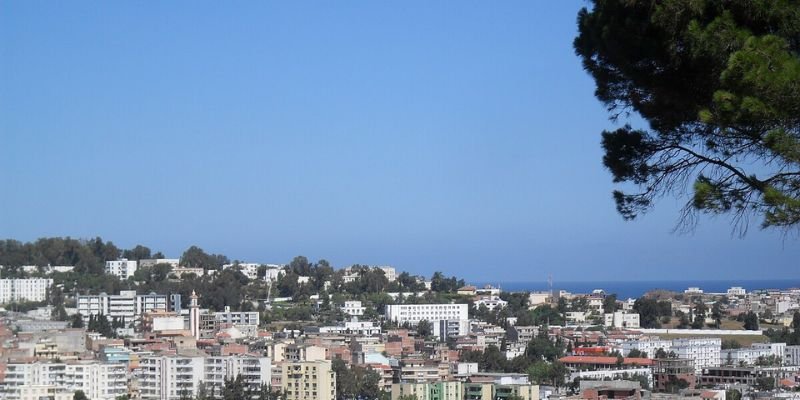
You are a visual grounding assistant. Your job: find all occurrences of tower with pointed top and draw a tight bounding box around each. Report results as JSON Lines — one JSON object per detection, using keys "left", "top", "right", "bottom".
{"left": 189, "top": 290, "right": 200, "bottom": 340}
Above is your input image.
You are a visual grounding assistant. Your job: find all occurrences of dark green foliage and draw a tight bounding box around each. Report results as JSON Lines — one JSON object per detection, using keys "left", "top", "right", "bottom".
{"left": 575, "top": 0, "right": 800, "bottom": 231}
{"left": 180, "top": 246, "right": 229, "bottom": 270}
{"left": 73, "top": 391, "right": 88, "bottom": 400}
{"left": 633, "top": 298, "right": 672, "bottom": 328}
{"left": 743, "top": 311, "right": 759, "bottom": 330}
{"left": 627, "top": 349, "right": 647, "bottom": 358}
{"left": 430, "top": 271, "right": 464, "bottom": 293}
{"left": 416, "top": 319, "right": 433, "bottom": 338}
{"left": 332, "top": 358, "right": 383, "bottom": 400}
{"left": 721, "top": 339, "right": 741, "bottom": 350}
{"left": 602, "top": 294, "right": 619, "bottom": 313}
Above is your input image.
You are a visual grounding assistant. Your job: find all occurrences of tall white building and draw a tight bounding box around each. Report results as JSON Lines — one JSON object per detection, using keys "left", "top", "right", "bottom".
{"left": 671, "top": 338, "right": 721, "bottom": 373}
{"left": 785, "top": 345, "right": 800, "bottom": 366}
{"left": 137, "top": 355, "right": 271, "bottom": 400}
{"left": 340, "top": 301, "right": 365, "bottom": 316}
{"left": 621, "top": 338, "right": 672, "bottom": 357}
{"left": 604, "top": 311, "right": 640, "bottom": 328}
{"left": 105, "top": 259, "right": 138, "bottom": 279}
{"left": 77, "top": 290, "right": 170, "bottom": 325}
{"left": 0, "top": 278, "right": 53, "bottom": 303}
{"left": 385, "top": 304, "right": 469, "bottom": 326}
{"left": 727, "top": 286, "right": 746, "bottom": 297}
{"left": 0, "top": 361, "right": 127, "bottom": 400}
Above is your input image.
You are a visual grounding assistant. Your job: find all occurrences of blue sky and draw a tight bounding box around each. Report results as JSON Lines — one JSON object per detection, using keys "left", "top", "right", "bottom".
{"left": 1, "top": 1, "right": 797, "bottom": 282}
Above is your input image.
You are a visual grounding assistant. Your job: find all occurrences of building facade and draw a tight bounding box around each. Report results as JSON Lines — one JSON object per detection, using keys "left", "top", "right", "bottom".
{"left": 0, "top": 278, "right": 53, "bottom": 303}
{"left": 282, "top": 360, "right": 336, "bottom": 400}
{"left": 105, "top": 259, "right": 138, "bottom": 279}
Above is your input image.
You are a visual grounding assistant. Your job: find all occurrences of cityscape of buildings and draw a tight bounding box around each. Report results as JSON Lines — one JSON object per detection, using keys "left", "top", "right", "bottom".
{"left": 0, "top": 251, "right": 797, "bottom": 400}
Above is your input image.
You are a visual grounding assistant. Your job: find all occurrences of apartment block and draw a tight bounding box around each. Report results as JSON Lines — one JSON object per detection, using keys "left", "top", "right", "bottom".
{"left": 77, "top": 291, "right": 171, "bottom": 325}
{"left": 385, "top": 304, "right": 468, "bottom": 326}
{"left": 105, "top": 259, "right": 138, "bottom": 279}
{"left": 282, "top": 360, "right": 336, "bottom": 400}
{"left": 340, "top": 300, "right": 365, "bottom": 316}
{"left": 391, "top": 381, "right": 463, "bottom": 400}
{"left": 137, "top": 355, "right": 271, "bottom": 400}
{"left": 604, "top": 311, "right": 640, "bottom": 329}
{"left": 671, "top": 338, "right": 721, "bottom": 373}
{"left": 0, "top": 361, "right": 127, "bottom": 400}
{"left": 0, "top": 278, "right": 53, "bottom": 303}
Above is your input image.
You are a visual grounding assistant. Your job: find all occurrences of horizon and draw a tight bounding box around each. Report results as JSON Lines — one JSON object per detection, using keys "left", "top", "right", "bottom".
{"left": 2, "top": 2, "right": 798, "bottom": 282}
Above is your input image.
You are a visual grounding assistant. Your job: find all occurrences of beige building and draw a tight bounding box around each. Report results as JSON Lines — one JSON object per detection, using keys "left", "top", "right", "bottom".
{"left": 282, "top": 360, "right": 336, "bottom": 400}
{"left": 391, "top": 381, "right": 463, "bottom": 400}
{"left": 18, "top": 386, "right": 72, "bottom": 400}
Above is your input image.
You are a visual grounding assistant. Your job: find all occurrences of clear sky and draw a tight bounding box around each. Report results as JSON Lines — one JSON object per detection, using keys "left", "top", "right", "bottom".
{"left": 1, "top": 2, "right": 797, "bottom": 282}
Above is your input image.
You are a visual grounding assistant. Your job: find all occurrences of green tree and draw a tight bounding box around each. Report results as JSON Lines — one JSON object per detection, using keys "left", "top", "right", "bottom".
{"left": 743, "top": 311, "right": 759, "bottom": 330}
{"left": 726, "top": 389, "right": 742, "bottom": 400}
{"left": 575, "top": 0, "right": 800, "bottom": 231}
{"left": 73, "top": 391, "right": 88, "bottom": 400}
{"left": 416, "top": 319, "right": 433, "bottom": 338}
{"left": 603, "top": 294, "right": 618, "bottom": 313}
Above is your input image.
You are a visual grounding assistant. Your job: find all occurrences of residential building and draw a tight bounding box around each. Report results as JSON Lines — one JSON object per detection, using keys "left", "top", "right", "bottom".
{"left": 621, "top": 339, "right": 672, "bottom": 358}
{"left": 77, "top": 291, "right": 171, "bottom": 325}
{"left": 0, "top": 278, "right": 53, "bottom": 303}
{"left": 340, "top": 301, "right": 365, "bottom": 316}
{"left": 384, "top": 304, "right": 468, "bottom": 326}
{"left": 282, "top": 360, "right": 336, "bottom": 400}
{"left": 671, "top": 338, "right": 721, "bottom": 373}
{"left": 214, "top": 306, "right": 259, "bottom": 326}
{"left": 105, "top": 259, "right": 138, "bottom": 279}
{"left": 786, "top": 345, "right": 800, "bottom": 365}
{"left": 507, "top": 326, "right": 538, "bottom": 343}
{"left": 528, "top": 292, "right": 550, "bottom": 307}
{"left": 137, "top": 354, "right": 271, "bottom": 400}
{"left": 0, "top": 361, "right": 128, "bottom": 400}
{"left": 652, "top": 358, "right": 695, "bottom": 392}
{"left": 391, "top": 381, "right": 463, "bottom": 400}
{"left": 727, "top": 287, "right": 746, "bottom": 297}
{"left": 474, "top": 296, "right": 507, "bottom": 311}
{"left": 306, "top": 319, "right": 382, "bottom": 336}
{"left": 139, "top": 258, "right": 180, "bottom": 268}
{"left": 604, "top": 311, "right": 640, "bottom": 329}
{"left": 222, "top": 263, "right": 261, "bottom": 280}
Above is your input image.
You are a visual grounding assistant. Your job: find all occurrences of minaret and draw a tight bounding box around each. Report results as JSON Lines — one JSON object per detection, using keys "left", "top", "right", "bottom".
{"left": 189, "top": 290, "right": 200, "bottom": 340}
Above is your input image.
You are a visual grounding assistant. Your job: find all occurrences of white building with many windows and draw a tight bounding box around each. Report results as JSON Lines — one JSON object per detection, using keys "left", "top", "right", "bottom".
{"left": 384, "top": 303, "right": 469, "bottom": 326}
{"left": 604, "top": 311, "right": 640, "bottom": 328}
{"left": 0, "top": 361, "right": 127, "bottom": 400}
{"left": 137, "top": 355, "right": 271, "bottom": 400}
{"left": 0, "top": 278, "right": 53, "bottom": 303}
{"left": 77, "top": 290, "right": 171, "bottom": 325}
{"left": 105, "top": 259, "right": 138, "bottom": 279}
{"left": 671, "top": 337, "right": 721, "bottom": 373}
{"left": 340, "top": 301, "right": 365, "bottom": 316}
{"left": 621, "top": 338, "right": 672, "bottom": 358}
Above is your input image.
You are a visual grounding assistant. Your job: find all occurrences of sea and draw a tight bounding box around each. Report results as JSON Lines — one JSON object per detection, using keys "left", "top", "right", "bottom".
{"left": 472, "top": 280, "right": 800, "bottom": 299}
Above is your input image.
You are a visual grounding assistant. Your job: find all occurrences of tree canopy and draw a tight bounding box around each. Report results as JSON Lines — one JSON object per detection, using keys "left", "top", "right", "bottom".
{"left": 575, "top": 0, "right": 800, "bottom": 232}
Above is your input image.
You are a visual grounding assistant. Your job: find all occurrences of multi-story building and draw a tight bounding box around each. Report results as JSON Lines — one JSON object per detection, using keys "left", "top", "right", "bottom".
{"left": 786, "top": 345, "right": 800, "bottom": 365}
{"left": 604, "top": 311, "right": 640, "bottom": 329}
{"left": 340, "top": 300, "right": 365, "bottom": 316}
{"left": 77, "top": 291, "right": 172, "bottom": 325}
{"left": 391, "top": 381, "right": 463, "bottom": 400}
{"left": 671, "top": 338, "right": 721, "bottom": 373}
{"left": 137, "top": 355, "right": 271, "bottom": 400}
{"left": 727, "top": 287, "right": 747, "bottom": 297}
{"left": 384, "top": 304, "right": 468, "bottom": 326}
{"left": 214, "top": 306, "right": 259, "bottom": 327}
{"left": 0, "top": 361, "right": 128, "bottom": 400}
{"left": 0, "top": 278, "right": 53, "bottom": 303}
{"left": 306, "top": 319, "right": 382, "bottom": 336}
{"left": 105, "top": 259, "right": 138, "bottom": 279}
{"left": 138, "top": 258, "right": 180, "bottom": 268}
{"left": 621, "top": 338, "right": 672, "bottom": 358}
{"left": 282, "top": 360, "right": 336, "bottom": 400}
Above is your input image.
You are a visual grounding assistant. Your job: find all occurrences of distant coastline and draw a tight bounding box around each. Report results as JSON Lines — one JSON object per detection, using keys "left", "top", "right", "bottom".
{"left": 472, "top": 279, "right": 800, "bottom": 299}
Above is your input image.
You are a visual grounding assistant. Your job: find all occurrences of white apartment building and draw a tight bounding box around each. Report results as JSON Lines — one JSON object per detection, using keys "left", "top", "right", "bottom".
{"left": 621, "top": 339, "right": 673, "bottom": 358}
{"left": 215, "top": 307, "right": 260, "bottom": 326}
{"left": 378, "top": 266, "right": 396, "bottom": 282}
{"left": 385, "top": 304, "right": 469, "bottom": 326}
{"left": 475, "top": 296, "right": 508, "bottom": 312}
{"left": 0, "top": 278, "right": 53, "bottom": 303}
{"left": 105, "top": 259, "right": 138, "bottom": 279}
{"left": 671, "top": 338, "right": 721, "bottom": 373}
{"left": 138, "top": 355, "right": 271, "bottom": 400}
{"left": 77, "top": 291, "right": 170, "bottom": 324}
{"left": 721, "top": 347, "right": 771, "bottom": 366}
{"left": 0, "top": 361, "right": 127, "bottom": 400}
{"left": 727, "top": 286, "right": 747, "bottom": 297}
{"left": 340, "top": 301, "right": 365, "bottom": 316}
{"left": 604, "top": 311, "right": 641, "bottom": 329}
{"left": 785, "top": 345, "right": 800, "bottom": 366}
{"left": 308, "top": 320, "right": 382, "bottom": 336}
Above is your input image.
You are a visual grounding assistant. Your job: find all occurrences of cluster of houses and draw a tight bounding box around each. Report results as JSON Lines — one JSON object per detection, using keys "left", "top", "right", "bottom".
{"left": 0, "top": 259, "right": 798, "bottom": 400}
